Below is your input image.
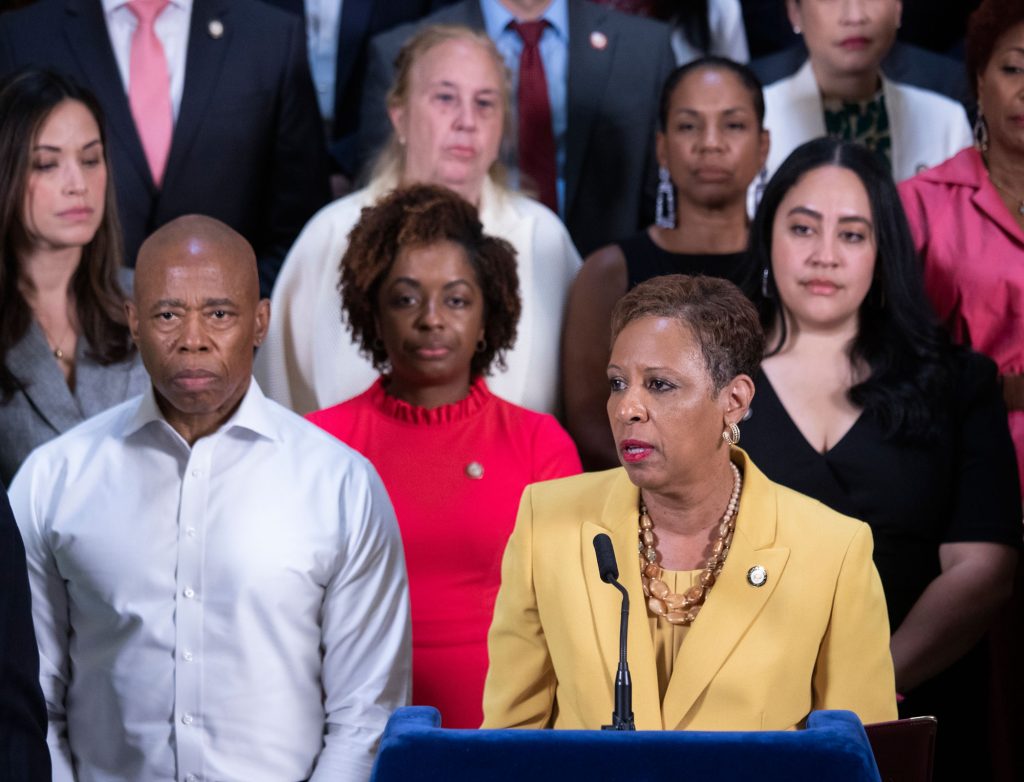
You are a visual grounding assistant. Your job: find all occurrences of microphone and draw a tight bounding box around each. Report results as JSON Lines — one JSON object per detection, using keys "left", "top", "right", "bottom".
{"left": 593, "top": 533, "right": 636, "bottom": 731}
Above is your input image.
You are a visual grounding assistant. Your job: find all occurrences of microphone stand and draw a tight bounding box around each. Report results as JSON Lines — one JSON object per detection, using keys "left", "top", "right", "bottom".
{"left": 601, "top": 576, "right": 636, "bottom": 731}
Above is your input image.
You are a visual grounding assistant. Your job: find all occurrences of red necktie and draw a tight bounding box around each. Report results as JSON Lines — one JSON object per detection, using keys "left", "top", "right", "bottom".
{"left": 511, "top": 20, "right": 558, "bottom": 213}
{"left": 127, "top": 0, "right": 173, "bottom": 187}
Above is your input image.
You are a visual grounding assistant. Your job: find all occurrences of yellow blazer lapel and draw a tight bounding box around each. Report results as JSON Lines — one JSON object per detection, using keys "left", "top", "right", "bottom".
{"left": 579, "top": 471, "right": 662, "bottom": 730}
{"left": 661, "top": 451, "right": 792, "bottom": 729}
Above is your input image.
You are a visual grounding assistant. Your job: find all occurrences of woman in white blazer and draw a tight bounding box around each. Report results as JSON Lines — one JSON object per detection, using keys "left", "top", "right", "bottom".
{"left": 760, "top": 0, "right": 971, "bottom": 184}
{"left": 255, "top": 25, "right": 580, "bottom": 416}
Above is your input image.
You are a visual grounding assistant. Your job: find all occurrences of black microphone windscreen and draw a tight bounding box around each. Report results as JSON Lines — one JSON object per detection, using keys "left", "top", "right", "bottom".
{"left": 593, "top": 533, "right": 619, "bottom": 583}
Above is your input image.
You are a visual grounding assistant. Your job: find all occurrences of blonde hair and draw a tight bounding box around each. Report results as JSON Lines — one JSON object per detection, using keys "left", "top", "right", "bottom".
{"left": 371, "top": 24, "right": 512, "bottom": 186}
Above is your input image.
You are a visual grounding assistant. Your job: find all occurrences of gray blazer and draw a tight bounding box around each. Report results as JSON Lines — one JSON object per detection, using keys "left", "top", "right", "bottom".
{"left": 0, "top": 322, "right": 148, "bottom": 488}
{"left": 357, "top": 0, "right": 675, "bottom": 257}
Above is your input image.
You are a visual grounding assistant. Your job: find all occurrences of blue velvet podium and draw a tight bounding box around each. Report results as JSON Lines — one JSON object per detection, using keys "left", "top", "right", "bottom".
{"left": 370, "top": 707, "right": 882, "bottom": 782}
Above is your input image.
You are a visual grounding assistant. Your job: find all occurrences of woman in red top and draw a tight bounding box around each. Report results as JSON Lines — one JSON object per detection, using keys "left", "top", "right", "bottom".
{"left": 307, "top": 184, "right": 581, "bottom": 728}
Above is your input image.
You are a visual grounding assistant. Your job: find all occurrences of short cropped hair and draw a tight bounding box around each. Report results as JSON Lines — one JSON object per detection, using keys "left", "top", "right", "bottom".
{"left": 610, "top": 274, "right": 763, "bottom": 393}
{"left": 339, "top": 183, "right": 521, "bottom": 377}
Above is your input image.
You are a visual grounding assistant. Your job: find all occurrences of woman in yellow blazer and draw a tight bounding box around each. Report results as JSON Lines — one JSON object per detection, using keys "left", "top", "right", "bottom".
{"left": 483, "top": 275, "right": 897, "bottom": 731}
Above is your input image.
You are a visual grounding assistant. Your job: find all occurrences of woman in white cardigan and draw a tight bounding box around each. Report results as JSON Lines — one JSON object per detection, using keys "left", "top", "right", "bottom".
{"left": 760, "top": 0, "right": 971, "bottom": 184}
{"left": 255, "top": 25, "right": 581, "bottom": 415}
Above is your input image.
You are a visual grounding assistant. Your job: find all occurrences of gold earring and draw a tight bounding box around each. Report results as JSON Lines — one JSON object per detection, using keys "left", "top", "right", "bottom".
{"left": 722, "top": 422, "right": 741, "bottom": 446}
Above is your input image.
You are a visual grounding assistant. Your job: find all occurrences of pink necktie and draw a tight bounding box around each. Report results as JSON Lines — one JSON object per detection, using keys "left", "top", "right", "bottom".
{"left": 127, "top": 0, "right": 173, "bottom": 187}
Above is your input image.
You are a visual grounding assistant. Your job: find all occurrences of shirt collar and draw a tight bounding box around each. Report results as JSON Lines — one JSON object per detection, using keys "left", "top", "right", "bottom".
{"left": 103, "top": 0, "right": 192, "bottom": 15}
{"left": 122, "top": 378, "right": 282, "bottom": 445}
{"left": 480, "top": 0, "right": 569, "bottom": 40}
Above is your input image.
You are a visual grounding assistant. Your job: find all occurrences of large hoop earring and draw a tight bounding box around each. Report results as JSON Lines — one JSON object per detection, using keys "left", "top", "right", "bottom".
{"left": 722, "top": 422, "right": 741, "bottom": 446}
{"left": 655, "top": 166, "right": 676, "bottom": 229}
{"left": 974, "top": 114, "right": 989, "bottom": 153}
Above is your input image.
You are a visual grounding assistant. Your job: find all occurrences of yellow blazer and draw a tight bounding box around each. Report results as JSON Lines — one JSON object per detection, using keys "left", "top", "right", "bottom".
{"left": 482, "top": 448, "right": 897, "bottom": 731}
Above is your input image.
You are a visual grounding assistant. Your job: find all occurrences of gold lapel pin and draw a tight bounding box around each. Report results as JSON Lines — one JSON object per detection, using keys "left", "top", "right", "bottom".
{"left": 208, "top": 19, "right": 224, "bottom": 39}
{"left": 747, "top": 565, "right": 768, "bottom": 587}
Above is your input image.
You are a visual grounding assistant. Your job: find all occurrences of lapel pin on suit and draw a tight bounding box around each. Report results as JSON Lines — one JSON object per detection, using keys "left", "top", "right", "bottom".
{"left": 208, "top": 19, "right": 224, "bottom": 39}
{"left": 747, "top": 565, "right": 768, "bottom": 587}
{"left": 589, "top": 31, "right": 607, "bottom": 50}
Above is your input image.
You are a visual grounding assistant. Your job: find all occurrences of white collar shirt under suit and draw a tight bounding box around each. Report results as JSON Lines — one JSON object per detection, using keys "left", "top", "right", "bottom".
{"left": 9, "top": 380, "right": 411, "bottom": 782}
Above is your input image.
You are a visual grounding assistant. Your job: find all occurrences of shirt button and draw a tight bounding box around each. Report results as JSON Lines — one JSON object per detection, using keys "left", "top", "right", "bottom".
{"left": 182, "top": 650, "right": 194, "bottom": 662}
{"left": 186, "top": 527, "right": 197, "bottom": 538}
{"left": 191, "top": 469, "right": 201, "bottom": 477}
{"left": 183, "top": 587, "right": 195, "bottom": 599}
{"left": 185, "top": 775, "right": 198, "bottom": 782}
{"left": 182, "top": 713, "right": 194, "bottom": 726}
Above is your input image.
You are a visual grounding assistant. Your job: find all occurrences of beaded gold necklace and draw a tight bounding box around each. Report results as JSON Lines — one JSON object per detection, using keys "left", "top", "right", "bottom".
{"left": 639, "top": 462, "right": 742, "bottom": 626}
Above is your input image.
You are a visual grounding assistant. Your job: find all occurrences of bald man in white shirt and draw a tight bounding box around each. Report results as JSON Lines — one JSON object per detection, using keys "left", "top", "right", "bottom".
{"left": 9, "top": 215, "right": 411, "bottom": 782}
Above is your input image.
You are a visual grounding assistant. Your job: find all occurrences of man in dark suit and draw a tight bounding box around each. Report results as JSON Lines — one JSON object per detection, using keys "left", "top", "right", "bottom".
{"left": 0, "top": 0, "right": 331, "bottom": 297}
{"left": 357, "top": 0, "right": 674, "bottom": 257}
{"left": 0, "top": 487, "right": 49, "bottom": 782}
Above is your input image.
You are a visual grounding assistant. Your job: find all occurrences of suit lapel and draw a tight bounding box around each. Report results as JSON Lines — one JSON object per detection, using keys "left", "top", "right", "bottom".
{"left": 62, "top": 0, "right": 153, "bottom": 191}
{"left": 7, "top": 325, "right": 83, "bottom": 435}
{"left": 76, "top": 351, "right": 135, "bottom": 420}
{"left": 165, "top": 0, "right": 231, "bottom": 192}
{"left": 564, "top": 1, "right": 614, "bottom": 222}
{"left": 579, "top": 471, "right": 662, "bottom": 730}
{"left": 661, "top": 451, "right": 791, "bottom": 728}
{"left": 766, "top": 60, "right": 825, "bottom": 175}
{"left": 333, "top": 0, "right": 375, "bottom": 124}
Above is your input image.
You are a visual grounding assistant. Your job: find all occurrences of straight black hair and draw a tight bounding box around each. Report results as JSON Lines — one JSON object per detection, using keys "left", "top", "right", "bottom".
{"left": 747, "top": 138, "right": 957, "bottom": 443}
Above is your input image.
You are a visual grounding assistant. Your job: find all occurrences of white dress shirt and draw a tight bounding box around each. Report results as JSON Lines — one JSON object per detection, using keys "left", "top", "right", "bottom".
{"left": 9, "top": 380, "right": 411, "bottom": 782}
{"left": 103, "top": 0, "right": 192, "bottom": 121}
{"left": 304, "top": 0, "right": 343, "bottom": 120}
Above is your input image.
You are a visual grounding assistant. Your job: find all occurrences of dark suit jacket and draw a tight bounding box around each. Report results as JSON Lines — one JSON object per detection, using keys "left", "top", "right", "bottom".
{"left": 0, "top": 0, "right": 331, "bottom": 297}
{"left": 0, "top": 488, "right": 49, "bottom": 782}
{"left": 259, "top": 0, "right": 458, "bottom": 176}
{"left": 358, "top": 0, "right": 675, "bottom": 257}
{"left": 750, "top": 41, "right": 973, "bottom": 113}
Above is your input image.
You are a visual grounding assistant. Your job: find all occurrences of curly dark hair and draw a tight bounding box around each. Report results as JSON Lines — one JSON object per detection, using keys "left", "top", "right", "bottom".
{"left": 611, "top": 274, "right": 764, "bottom": 394}
{"left": 339, "top": 184, "right": 521, "bottom": 377}
{"left": 966, "top": 0, "right": 1024, "bottom": 97}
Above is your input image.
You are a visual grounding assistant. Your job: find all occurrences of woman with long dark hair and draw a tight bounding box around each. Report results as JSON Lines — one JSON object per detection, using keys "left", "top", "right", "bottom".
{"left": 0, "top": 69, "right": 146, "bottom": 485}
{"left": 743, "top": 137, "right": 1020, "bottom": 780}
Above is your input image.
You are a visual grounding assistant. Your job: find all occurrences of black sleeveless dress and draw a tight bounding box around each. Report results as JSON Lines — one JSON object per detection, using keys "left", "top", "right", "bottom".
{"left": 618, "top": 230, "right": 754, "bottom": 291}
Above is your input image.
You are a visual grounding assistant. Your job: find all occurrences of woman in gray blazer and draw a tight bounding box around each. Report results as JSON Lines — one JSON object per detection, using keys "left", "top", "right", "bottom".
{"left": 0, "top": 70, "right": 146, "bottom": 486}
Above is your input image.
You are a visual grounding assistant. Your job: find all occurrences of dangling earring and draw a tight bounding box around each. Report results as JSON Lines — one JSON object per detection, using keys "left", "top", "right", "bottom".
{"left": 754, "top": 166, "right": 768, "bottom": 208}
{"left": 722, "top": 422, "right": 741, "bottom": 446}
{"left": 974, "top": 114, "right": 990, "bottom": 153}
{"left": 655, "top": 166, "right": 676, "bottom": 229}
{"left": 761, "top": 266, "right": 774, "bottom": 299}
